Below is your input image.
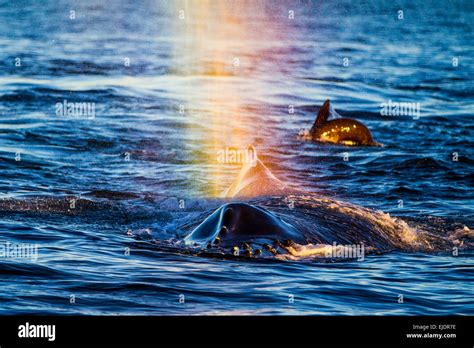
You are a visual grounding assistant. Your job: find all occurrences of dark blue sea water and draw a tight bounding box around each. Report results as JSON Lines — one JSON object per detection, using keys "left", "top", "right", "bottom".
{"left": 0, "top": 0, "right": 473, "bottom": 315}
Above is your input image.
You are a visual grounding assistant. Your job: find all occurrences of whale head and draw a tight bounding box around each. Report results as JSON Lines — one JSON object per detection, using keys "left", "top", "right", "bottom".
{"left": 184, "top": 202, "right": 307, "bottom": 256}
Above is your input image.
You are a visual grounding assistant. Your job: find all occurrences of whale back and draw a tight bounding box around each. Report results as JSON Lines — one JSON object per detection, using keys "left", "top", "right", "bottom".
{"left": 316, "top": 118, "right": 375, "bottom": 146}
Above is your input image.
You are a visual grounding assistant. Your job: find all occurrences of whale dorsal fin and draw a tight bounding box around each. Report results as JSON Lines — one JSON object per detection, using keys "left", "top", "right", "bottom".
{"left": 222, "top": 147, "right": 287, "bottom": 198}
{"left": 310, "top": 99, "right": 330, "bottom": 134}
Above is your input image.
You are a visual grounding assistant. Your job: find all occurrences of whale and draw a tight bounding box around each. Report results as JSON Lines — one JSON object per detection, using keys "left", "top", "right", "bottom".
{"left": 176, "top": 152, "right": 446, "bottom": 259}
{"left": 309, "top": 99, "right": 381, "bottom": 146}
{"left": 0, "top": 148, "right": 467, "bottom": 261}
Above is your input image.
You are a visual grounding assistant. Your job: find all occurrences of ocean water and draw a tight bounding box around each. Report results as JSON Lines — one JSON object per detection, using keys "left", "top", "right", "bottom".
{"left": 0, "top": 0, "right": 473, "bottom": 315}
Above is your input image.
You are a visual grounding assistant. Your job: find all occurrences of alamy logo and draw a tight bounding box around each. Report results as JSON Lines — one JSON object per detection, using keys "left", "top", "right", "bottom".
{"left": 0, "top": 241, "right": 38, "bottom": 261}
{"left": 217, "top": 145, "right": 257, "bottom": 167}
{"left": 18, "top": 322, "right": 56, "bottom": 341}
{"left": 55, "top": 99, "right": 95, "bottom": 119}
{"left": 380, "top": 100, "right": 421, "bottom": 119}
{"left": 325, "top": 242, "right": 365, "bottom": 261}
